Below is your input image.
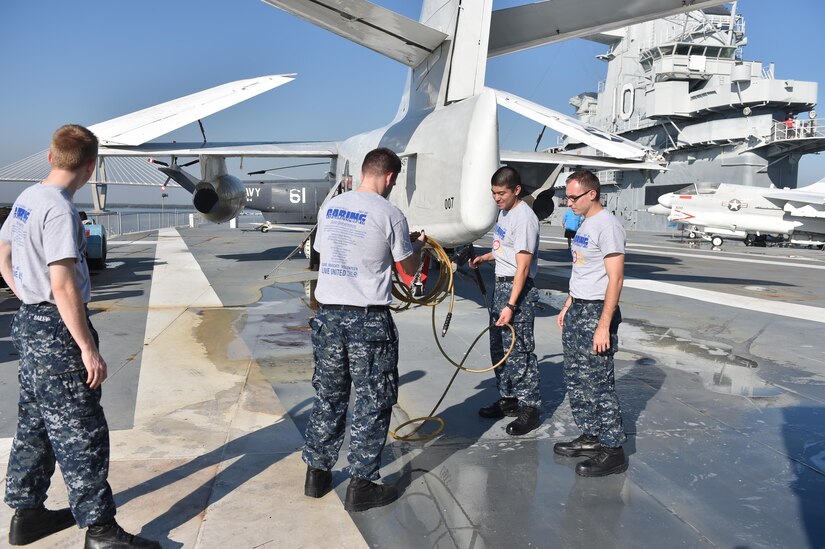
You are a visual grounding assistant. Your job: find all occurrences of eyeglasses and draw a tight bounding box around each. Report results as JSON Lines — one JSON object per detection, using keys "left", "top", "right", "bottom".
{"left": 565, "top": 189, "right": 593, "bottom": 202}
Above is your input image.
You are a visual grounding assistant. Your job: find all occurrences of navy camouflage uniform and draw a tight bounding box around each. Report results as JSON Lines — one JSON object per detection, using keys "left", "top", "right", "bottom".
{"left": 562, "top": 303, "right": 626, "bottom": 448}
{"left": 303, "top": 307, "right": 399, "bottom": 480}
{"left": 490, "top": 278, "right": 541, "bottom": 408}
{"left": 5, "top": 302, "right": 116, "bottom": 527}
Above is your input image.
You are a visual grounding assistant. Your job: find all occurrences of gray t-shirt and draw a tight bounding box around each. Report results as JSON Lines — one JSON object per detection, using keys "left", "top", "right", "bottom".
{"left": 314, "top": 191, "right": 413, "bottom": 307}
{"left": 569, "top": 209, "right": 625, "bottom": 300}
{"left": 492, "top": 201, "right": 539, "bottom": 278}
{"left": 0, "top": 184, "right": 90, "bottom": 304}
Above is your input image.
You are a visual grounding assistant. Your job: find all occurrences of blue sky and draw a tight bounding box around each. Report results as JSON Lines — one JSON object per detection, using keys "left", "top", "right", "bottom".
{"left": 1, "top": 0, "right": 823, "bottom": 205}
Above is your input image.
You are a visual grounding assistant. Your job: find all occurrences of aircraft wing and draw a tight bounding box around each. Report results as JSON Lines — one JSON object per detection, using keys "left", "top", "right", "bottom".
{"left": 261, "top": 0, "right": 447, "bottom": 67}
{"left": 500, "top": 150, "right": 665, "bottom": 172}
{"left": 763, "top": 182, "right": 825, "bottom": 219}
{"left": 493, "top": 88, "right": 652, "bottom": 160}
{"left": 90, "top": 74, "right": 295, "bottom": 146}
{"left": 99, "top": 141, "right": 339, "bottom": 158}
{"left": 489, "top": 0, "right": 728, "bottom": 57}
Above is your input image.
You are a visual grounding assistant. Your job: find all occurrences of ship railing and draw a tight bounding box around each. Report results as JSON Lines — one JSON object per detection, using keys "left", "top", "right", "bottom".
{"left": 87, "top": 209, "right": 205, "bottom": 238}
{"left": 769, "top": 119, "right": 823, "bottom": 142}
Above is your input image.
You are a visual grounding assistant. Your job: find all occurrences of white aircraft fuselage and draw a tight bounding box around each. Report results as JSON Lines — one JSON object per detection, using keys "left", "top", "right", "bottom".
{"left": 657, "top": 183, "right": 825, "bottom": 246}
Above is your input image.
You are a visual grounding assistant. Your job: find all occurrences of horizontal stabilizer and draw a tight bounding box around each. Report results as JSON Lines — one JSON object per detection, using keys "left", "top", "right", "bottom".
{"left": 501, "top": 150, "right": 666, "bottom": 172}
{"left": 262, "top": 0, "right": 446, "bottom": 66}
{"left": 90, "top": 74, "right": 295, "bottom": 146}
{"left": 489, "top": 0, "right": 728, "bottom": 57}
{"left": 493, "top": 89, "right": 651, "bottom": 160}
{"left": 99, "top": 141, "right": 339, "bottom": 158}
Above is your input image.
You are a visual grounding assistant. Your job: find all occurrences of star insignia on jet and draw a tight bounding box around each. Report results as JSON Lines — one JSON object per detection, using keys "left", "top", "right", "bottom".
{"left": 726, "top": 199, "right": 746, "bottom": 211}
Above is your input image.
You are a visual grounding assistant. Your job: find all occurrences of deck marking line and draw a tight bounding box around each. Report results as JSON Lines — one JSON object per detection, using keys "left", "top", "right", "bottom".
{"left": 623, "top": 279, "right": 825, "bottom": 324}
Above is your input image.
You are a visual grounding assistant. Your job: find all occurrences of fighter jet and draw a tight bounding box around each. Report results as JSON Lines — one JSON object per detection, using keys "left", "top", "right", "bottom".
{"left": 651, "top": 181, "right": 825, "bottom": 248}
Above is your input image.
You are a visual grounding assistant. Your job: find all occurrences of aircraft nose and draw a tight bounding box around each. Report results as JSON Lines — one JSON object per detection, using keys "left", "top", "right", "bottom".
{"left": 658, "top": 192, "right": 675, "bottom": 208}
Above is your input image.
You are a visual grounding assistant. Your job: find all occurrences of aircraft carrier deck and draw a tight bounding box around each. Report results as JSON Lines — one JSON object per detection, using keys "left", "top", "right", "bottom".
{"left": 1, "top": 221, "right": 824, "bottom": 548}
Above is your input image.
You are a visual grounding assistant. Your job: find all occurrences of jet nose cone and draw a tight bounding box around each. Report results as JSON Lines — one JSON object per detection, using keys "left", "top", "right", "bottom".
{"left": 658, "top": 192, "right": 675, "bottom": 208}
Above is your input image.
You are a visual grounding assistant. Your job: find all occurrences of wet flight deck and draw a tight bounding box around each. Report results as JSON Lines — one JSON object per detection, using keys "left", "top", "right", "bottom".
{"left": 1, "top": 221, "right": 824, "bottom": 548}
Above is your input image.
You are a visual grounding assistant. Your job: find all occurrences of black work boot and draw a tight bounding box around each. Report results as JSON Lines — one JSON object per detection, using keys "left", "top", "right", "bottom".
{"left": 553, "top": 434, "right": 601, "bottom": 457}
{"left": 505, "top": 406, "right": 541, "bottom": 436}
{"left": 84, "top": 521, "right": 161, "bottom": 549}
{"left": 575, "top": 446, "right": 628, "bottom": 477}
{"left": 344, "top": 477, "right": 398, "bottom": 512}
{"left": 9, "top": 506, "right": 75, "bottom": 545}
{"left": 304, "top": 466, "right": 332, "bottom": 498}
{"left": 478, "top": 397, "right": 519, "bottom": 419}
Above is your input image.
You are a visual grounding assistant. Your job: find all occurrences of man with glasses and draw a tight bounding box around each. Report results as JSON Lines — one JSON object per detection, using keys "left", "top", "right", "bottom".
{"left": 470, "top": 166, "right": 542, "bottom": 436}
{"left": 554, "top": 170, "right": 628, "bottom": 477}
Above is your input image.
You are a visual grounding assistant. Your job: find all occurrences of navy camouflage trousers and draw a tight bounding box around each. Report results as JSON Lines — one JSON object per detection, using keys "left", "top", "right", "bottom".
{"left": 5, "top": 303, "right": 116, "bottom": 527}
{"left": 303, "top": 307, "right": 399, "bottom": 480}
{"left": 490, "top": 279, "right": 541, "bottom": 408}
{"left": 561, "top": 302, "right": 626, "bottom": 448}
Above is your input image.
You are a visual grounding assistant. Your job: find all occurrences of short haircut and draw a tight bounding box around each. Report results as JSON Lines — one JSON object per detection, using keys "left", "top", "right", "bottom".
{"left": 50, "top": 124, "right": 98, "bottom": 171}
{"left": 362, "top": 147, "right": 402, "bottom": 178}
{"left": 491, "top": 166, "right": 521, "bottom": 191}
{"left": 566, "top": 170, "right": 600, "bottom": 196}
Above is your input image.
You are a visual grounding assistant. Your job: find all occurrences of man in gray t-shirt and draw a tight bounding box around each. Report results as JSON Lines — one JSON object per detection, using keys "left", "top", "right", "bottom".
{"left": 554, "top": 170, "right": 628, "bottom": 478}
{"left": 303, "top": 148, "right": 424, "bottom": 513}
{"left": 0, "top": 125, "right": 160, "bottom": 548}
{"left": 470, "top": 166, "right": 542, "bottom": 436}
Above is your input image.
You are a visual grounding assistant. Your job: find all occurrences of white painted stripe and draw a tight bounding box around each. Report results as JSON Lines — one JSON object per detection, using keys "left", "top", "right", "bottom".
{"left": 142, "top": 227, "right": 222, "bottom": 345}
{"left": 623, "top": 278, "right": 825, "bottom": 324}
{"left": 535, "top": 260, "right": 825, "bottom": 323}
{"left": 538, "top": 237, "right": 825, "bottom": 270}
{"left": 624, "top": 247, "right": 825, "bottom": 270}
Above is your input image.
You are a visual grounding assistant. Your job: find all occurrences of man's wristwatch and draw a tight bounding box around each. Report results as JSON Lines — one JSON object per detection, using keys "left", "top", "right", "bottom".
{"left": 505, "top": 303, "right": 517, "bottom": 312}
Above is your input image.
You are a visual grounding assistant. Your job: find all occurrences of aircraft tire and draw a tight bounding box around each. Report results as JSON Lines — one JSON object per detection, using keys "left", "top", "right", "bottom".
{"left": 688, "top": 231, "right": 697, "bottom": 239}
{"left": 261, "top": 225, "right": 269, "bottom": 233}
{"left": 711, "top": 236, "right": 723, "bottom": 247}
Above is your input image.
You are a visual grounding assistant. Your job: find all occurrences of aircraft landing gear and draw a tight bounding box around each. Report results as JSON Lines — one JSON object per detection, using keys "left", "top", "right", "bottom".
{"left": 711, "top": 236, "right": 723, "bottom": 247}
{"left": 745, "top": 234, "right": 767, "bottom": 247}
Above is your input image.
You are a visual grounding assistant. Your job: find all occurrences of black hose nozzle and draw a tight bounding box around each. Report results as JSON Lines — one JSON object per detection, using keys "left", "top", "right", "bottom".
{"left": 441, "top": 312, "right": 452, "bottom": 337}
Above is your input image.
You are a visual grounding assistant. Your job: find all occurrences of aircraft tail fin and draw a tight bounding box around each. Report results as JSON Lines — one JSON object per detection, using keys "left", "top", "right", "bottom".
{"left": 90, "top": 74, "right": 295, "bottom": 147}
{"left": 261, "top": 0, "right": 447, "bottom": 67}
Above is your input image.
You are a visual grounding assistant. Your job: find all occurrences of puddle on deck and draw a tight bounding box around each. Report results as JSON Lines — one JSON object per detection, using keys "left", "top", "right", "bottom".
{"left": 621, "top": 319, "right": 783, "bottom": 398}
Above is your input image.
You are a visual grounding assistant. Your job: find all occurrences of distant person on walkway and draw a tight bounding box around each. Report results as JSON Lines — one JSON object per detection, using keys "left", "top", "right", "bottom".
{"left": 471, "top": 166, "right": 542, "bottom": 436}
{"left": 303, "top": 147, "right": 424, "bottom": 512}
{"left": 0, "top": 125, "right": 160, "bottom": 548}
{"left": 563, "top": 207, "right": 584, "bottom": 250}
{"left": 554, "top": 170, "right": 628, "bottom": 477}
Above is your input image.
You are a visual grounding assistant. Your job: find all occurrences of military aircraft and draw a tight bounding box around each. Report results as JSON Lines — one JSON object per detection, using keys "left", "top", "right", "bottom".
{"left": 651, "top": 181, "right": 825, "bottom": 248}
{"left": 244, "top": 176, "right": 334, "bottom": 227}
{"left": 1, "top": 0, "right": 726, "bottom": 246}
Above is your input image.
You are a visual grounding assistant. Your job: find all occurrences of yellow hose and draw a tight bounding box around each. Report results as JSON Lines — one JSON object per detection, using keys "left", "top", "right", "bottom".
{"left": 389, "top": 236, "right": 514, "bottom": 442}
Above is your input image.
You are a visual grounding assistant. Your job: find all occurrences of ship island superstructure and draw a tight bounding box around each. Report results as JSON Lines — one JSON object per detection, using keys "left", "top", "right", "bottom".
{"left": 558, "top": 3, "right": 825, "bottom": 230}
